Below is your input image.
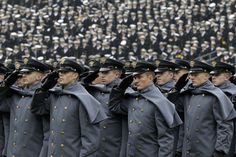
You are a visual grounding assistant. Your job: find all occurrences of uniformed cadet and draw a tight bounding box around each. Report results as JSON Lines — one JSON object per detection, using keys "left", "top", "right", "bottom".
{"left": 84, "top": 58, "right": 126, "bottom": 157}
{"left": 0, "top": 58, "right": 51, "bottom": 157}
{"left": 109, "top": 61, "right": 182, "bottom": 157}
{"left": 211, "top": 61, "right": 236, "bottom": 157}
{"left": 155, "top": 60, "right": 176, "bottom": 95}
{"left": 175, "top": 60, "right": 236, "bottom": 157}
{"left": 30, "top": 58, "right": 107, "bottom": 157}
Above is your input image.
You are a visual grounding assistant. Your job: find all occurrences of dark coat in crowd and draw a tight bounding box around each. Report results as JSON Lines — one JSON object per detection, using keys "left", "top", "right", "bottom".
{"left": 86, "top": 79, "right": 124, "bottom": 157}
{"left": 30, "top": 82, "right": 107, "bottom": 157}
{"left": 178, "top": 81, "right": 236, "bottom": 157}
{"left": 109, "top": 84, "right": 182, "bottom": 157}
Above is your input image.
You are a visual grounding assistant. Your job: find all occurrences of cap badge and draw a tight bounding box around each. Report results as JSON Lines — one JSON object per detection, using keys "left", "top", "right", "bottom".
{"left": 60, "top": 58, "right": 65, "bottom": 64}
{"left": 155, "top": 60, "right": 160, "bottom": 66}
{"left": 190, "top": 60, "right": 195, "bottom": 67}
{"left": 100, "top": 57, "right": 107, "bottom": 64}
{"left": 24, "top": 58, "right": 29, "bottom": 64}
{"left": 131, "top": 61, "right": 137, "bottom": 68}
{"left": 211, "top": 61, "right": 217, "bottom": 67}
{"left": 15, "top": 62, "right": 21, "bottom": 70}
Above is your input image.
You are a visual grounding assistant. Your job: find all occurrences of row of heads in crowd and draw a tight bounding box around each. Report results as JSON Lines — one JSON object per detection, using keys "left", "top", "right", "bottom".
{"left": 0, "top": 56, "right": 235, "bottom": 82}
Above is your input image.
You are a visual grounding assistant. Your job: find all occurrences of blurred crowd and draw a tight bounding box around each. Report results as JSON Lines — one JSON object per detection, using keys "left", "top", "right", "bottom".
{"left": 0, "top": 0, "right": 236, "bottom": 65}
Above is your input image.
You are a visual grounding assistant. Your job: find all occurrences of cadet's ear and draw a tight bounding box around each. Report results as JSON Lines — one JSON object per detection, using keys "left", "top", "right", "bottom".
{"left": 35, "top": 72, "right": 44, "bottom": 81}
{"left": 114, "top": 70, "right": 122, "bottom": 78}
{"left": 72, "top": 72, "right": 79, "bottom": 80}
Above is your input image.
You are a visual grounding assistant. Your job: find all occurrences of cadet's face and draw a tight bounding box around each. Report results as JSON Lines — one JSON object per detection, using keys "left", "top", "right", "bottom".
{"left": 99, "top": 70, "right": 120, "bottom": 85}
{"left": 133, "top": 72, "right": 153, "bottom": 90}
{"left": 0, "top": 74, "right": 4, "bottom": 81}
{"left": 58, "top": 71, "right": 78, "bottom": 86}
{"left": 189, "top": 72, "right": 210, "bottom": 87}
{"left": 21, "top": 71, "right": 44, "bottom": 86}
{"left": 173, "top": 69, "right": 188, "bottom": 82}
{"left": 155, "top": 71, "right": 174, "bottom": 85}
{"left": 212, "top": 73, "right": 230, "bottom": 86}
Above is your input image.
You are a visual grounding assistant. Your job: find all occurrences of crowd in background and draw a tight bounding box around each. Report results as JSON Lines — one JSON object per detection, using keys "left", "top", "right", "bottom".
{"left": 0, "top": 0, "right": 236, "bottom": 66}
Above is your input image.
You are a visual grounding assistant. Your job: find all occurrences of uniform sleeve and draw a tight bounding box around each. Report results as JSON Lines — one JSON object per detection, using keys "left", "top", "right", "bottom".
{"left": 213, "top": 98, "right": 234, "bottom": 154}
{"left": 79, "top": 102, "right": 101, "bottom": 157}
{"left": 30, "top": 90, "right": 51, "bottom": 115}
{"left": 108, "top": 87, "right": 128, "bottom": 115}
{"left": 155, "top": 109, "right": 175, "bottom": 157}
{"left": 0, "top": 86, "right": 12, "bottom": 112}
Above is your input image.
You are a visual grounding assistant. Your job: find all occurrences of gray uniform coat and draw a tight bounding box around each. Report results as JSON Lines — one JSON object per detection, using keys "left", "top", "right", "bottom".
{"left": 217, "top": 80, "right": 236, "bottom": 157}
{"left": 0, "top": 83, "right": 48, "bottom": 157}
{"left": 86, "top": 79, "right": 124, "bottom": 157}
{"left": 109, "top": 84, "right": 182, "bottom": 157}
{"left": 178, "top": 81, "right": 236, "bottom": 157}
{"left": 31, "top": 82, "right": 107, "bottom": 157}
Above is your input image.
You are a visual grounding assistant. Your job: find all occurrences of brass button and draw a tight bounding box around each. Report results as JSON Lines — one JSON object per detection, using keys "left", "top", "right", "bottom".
{"left": 129, "top": 120, "right": 133, "bottom": 123}
{"left": 62, "top": 119, "right": 66, "bottom": 122}
{"left": 61, "top": 131, "right": 65, "bottom": 134}
{"left": 16, "top": 105, "right": 20, "bottom": 109}
{"left": 60, "top": 144, "right": 64, "bottom": 148}
{"left": 138, "top": 121, "right": 142, "bottom": 124}
{"left": 136, "top": 97, "right": 139, "bottom": 101}
{"left": 132, "top": 108, "right": 135, "bottom": 111}
{"left": 140, "top": 108, "right": 144, "bottom": 112}
{"left": 64, "top": 106, "right": 68, "bottom": 110}
{"left": 103, "top": 126, "right": 107, "bottom": 129}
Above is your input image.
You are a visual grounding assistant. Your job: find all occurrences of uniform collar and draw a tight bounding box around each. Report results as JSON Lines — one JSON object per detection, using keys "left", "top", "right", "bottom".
{"left": 158, "top": 80, "right": 176, "bottom": 92}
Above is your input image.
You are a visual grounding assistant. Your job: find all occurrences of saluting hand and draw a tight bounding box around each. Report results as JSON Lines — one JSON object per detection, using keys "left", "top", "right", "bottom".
{"left": 4, "top": 70, "right": 20, "bottom": 87}
{"left": 41, "top": 71, "right": 59, "bottom": 91}
{"left": 175, "top": 73, "right": 189, "bottom": 92}
{"left": 118, "top": 74, "right": 133, "bottom": 90}
{"left": 83, "top": 70, "right": 99, "bottom": 84}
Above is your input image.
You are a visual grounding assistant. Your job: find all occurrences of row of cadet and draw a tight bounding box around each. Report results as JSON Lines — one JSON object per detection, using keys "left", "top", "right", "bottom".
{"left": 0, "top": 57, "right": 235, "bottom": 157}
